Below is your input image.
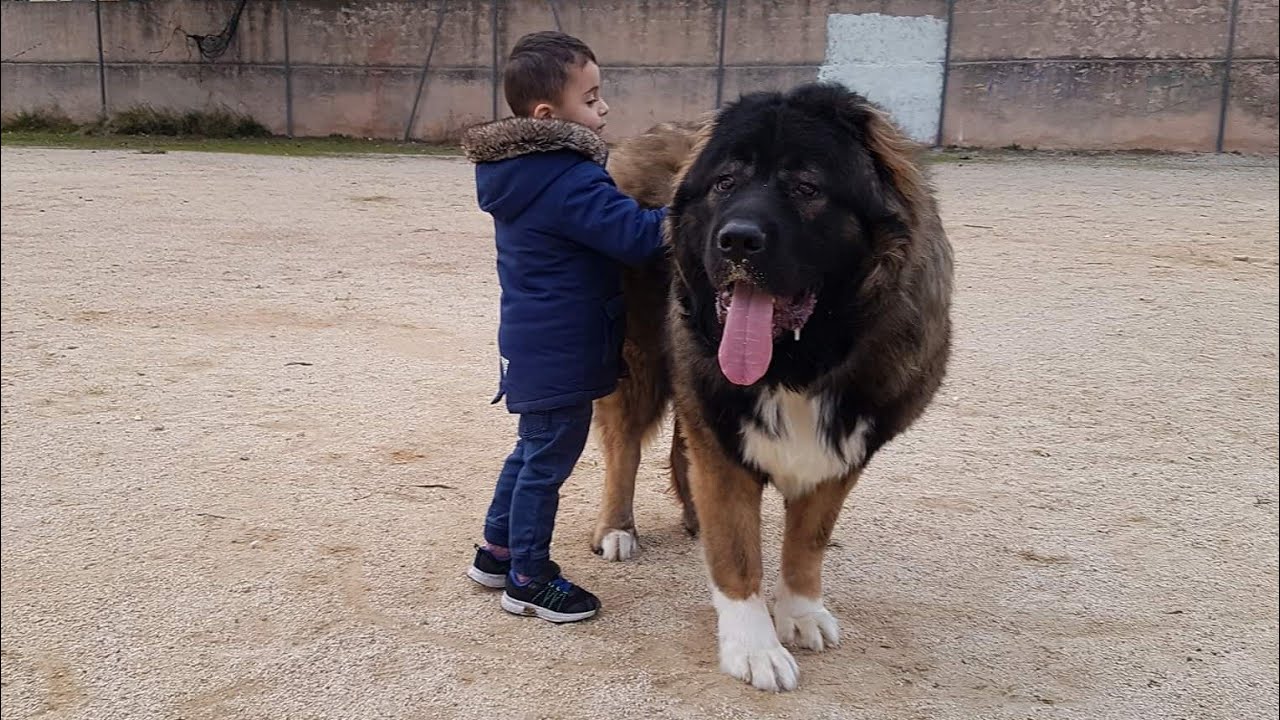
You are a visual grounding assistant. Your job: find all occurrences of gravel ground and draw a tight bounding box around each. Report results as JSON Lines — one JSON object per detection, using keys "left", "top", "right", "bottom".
{"left": 2, "top": 147, "right": 1277, "bottom": 720}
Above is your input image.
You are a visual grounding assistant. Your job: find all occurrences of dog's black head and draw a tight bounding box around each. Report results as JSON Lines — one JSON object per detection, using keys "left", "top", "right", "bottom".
{"left": 669, "top": 83, "right": 923, "bottom": 386}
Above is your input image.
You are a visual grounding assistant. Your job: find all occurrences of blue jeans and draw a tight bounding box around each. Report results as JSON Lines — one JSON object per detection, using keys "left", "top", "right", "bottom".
{"left": 483, "top": 401, "right": 593, "bottom": 578}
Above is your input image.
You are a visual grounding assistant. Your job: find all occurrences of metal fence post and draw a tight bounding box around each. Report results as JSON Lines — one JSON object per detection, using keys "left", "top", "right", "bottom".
{"left": 713, "top": 0, "right": 729, "bottom": 108}
{"left": 546, "top": 0, "right": 561, "bottom": 32}
{"left": 1215, "top": 0, "right": 1241, "bottom": 153}
{"left": 94, "top": 0, "right": 107, "bottom": 118}
{"left": 935, "top": 0, "right": 956, "bottom": 148}
{"left": 404, "top": 1, "right": 449, "bottom": 142}
{"left": 282, "top": 0, "right": 294, "bottom": 138}
{"left": 490, "top": 0, "right": 501, "bottom": 120}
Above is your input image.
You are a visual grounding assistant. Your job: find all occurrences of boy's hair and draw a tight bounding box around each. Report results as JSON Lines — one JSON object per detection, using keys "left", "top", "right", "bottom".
{"left": 503, "top": 31, "right": 597, "bottom": 117}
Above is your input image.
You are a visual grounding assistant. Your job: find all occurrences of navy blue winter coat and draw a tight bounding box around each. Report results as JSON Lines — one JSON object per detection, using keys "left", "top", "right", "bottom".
{"left": 461, "top": 118, "right": 668, "bottom": 413}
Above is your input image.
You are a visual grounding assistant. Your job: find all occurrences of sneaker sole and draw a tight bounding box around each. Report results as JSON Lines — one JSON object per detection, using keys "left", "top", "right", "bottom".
{"left": 466, "top": 566, "right": 507, "bottom": 589}
{"left": 500, "top": 592, "right": 598, "bottom": 623}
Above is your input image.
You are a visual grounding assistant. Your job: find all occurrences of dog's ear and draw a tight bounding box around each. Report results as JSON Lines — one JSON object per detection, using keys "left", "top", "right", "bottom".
{"left": 849, "top": 101, "right": 927, "bottom": 227}
{"left": 793, "top": 86, "right": 929, "bottom": 297}
{"left": 788, "top": 84, "right": 927, "bottom": 229}
{"left": 825, "top": 93, "right": 928, "bottom": 231}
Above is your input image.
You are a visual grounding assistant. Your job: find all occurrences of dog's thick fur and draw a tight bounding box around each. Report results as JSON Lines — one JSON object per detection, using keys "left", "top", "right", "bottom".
{"left": 590, "top": 83, "right": 954, "bottom": 692}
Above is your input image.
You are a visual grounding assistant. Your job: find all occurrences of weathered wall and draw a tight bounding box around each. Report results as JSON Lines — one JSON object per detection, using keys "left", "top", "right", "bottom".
{"left": 2, "top": 0, "right": 1276, "bottom": 152}
{"left": 941, "top": 0, "right": 1277, "bottom": 152}
{"left": 1224, "top": 0, "right": 1280, "bottom": 151}
{"left": 817, "top": 12, "right": 949, "bottom": 143}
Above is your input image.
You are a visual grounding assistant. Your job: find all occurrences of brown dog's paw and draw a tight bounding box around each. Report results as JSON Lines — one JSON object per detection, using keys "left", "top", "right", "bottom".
{"left": 592, "top": 527, "right": 640, "bottom": 561}
{"left": 681, "top": 507, "right": 700, "bottom": 538}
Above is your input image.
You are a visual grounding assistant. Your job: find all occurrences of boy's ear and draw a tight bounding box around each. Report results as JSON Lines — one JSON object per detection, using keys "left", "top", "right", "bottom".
{"left": 531, "top": 103, "right": 555, "bottom": 120}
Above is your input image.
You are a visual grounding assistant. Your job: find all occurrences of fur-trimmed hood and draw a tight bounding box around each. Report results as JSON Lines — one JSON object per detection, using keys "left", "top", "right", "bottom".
{"left": 460, "top": 117, "right": 609, "bottom": 167}
{"left": 460, "top": 115, "right": 668, "bottom": 414}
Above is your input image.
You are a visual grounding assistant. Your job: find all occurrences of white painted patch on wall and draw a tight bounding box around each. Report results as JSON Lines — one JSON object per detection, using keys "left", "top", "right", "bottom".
{"left": 818, "top": 12, "right": 949, "bottom": 144}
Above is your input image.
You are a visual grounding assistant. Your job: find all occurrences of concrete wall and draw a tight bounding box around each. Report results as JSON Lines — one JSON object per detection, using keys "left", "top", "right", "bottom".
{"left": 943, "top": 0, "right": 1277, "bottom": 152}
{"left": 817, "top": 12, "right": 949, "bottom": 143}
{"left": 2, "top": 0, "right": 1276, "bottom": 152}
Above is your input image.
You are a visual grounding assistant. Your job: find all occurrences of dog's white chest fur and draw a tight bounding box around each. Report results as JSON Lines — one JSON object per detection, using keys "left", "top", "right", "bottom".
{"left": 739, "top": 388, "right": 870, "bottom": 498}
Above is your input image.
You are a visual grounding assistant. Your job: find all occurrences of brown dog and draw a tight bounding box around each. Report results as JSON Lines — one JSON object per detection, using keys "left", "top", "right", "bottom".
{"left": 590, "top": 83, "right": 954, "bottom": 692}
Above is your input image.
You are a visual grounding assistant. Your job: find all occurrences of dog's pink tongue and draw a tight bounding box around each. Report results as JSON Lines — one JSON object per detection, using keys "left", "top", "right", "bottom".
{"left": 718, "top": 281, "right": 774, "bottom": 386}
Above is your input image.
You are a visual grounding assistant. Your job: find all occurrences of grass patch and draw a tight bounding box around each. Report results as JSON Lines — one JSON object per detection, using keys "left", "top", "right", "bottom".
{"left": 1, "top": 130, "right": 459, "bottom": 157}
{"left": 3, "top": 128, "right": 975, "bottom": 162}
{"left": 2, "top": 105, "right": 275, "bottom": 138}
{"left": 94, "top": 105, "right": 272, "bottom": 138}
{"left": 2, "top": 104, "right": 460, "bottom": 157}
{"left": 1, "top": 107, "right": 80, "bottom": 133}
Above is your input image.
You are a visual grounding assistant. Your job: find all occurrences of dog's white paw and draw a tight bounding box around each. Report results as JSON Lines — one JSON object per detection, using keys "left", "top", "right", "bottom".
{"left": 712, "top": 588, "right": 800, "bottom": 692}
{"left": 775, "top": 605, "right": 840, "bottom": 652}
{"left": 720, "top": 639, "right": 800, "bottom": 692}
{"left": 774, "top": 586, "right": 840, "bottom": 652}
{"left": 597, "top": 529, "right": 638, "bottom": 562}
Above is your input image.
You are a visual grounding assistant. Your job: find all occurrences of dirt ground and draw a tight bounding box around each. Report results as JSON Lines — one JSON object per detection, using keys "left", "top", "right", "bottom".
{"left": 1, "top": 146, "right": 1277, "bottom": 720}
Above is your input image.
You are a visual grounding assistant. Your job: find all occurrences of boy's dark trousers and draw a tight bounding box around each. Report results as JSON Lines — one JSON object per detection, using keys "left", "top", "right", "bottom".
{"left": 483, "top": 400, "right": 593, "bottom": 578}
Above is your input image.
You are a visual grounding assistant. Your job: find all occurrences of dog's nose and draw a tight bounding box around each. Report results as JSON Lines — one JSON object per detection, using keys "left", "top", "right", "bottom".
{"left": 716, "top": 220, "right": 766, "bottom": 258}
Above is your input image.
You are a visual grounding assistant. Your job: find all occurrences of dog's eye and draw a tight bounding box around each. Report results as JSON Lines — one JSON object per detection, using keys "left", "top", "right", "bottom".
{"left": 792, "top": 182, "right": 820, "bottom": 198}
{"left": 713, "top": 175, "right": 736, "bottom": 193}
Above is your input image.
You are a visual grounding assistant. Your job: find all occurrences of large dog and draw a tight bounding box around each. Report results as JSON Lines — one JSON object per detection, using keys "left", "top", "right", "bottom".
{"left": 590, "top": 83, "right": 954, "bottom": 692}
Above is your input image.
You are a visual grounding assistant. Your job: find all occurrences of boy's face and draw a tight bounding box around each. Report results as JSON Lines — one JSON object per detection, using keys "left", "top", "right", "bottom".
{"left": 532, "top": 61, "right": 609, "bottom": 135}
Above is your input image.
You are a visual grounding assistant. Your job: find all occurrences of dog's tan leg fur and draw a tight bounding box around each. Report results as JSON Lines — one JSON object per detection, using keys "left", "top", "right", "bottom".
{"left": 668, "top": 417, "right": 698, "bottom": 536}
{"left": 774, "top": 473, "right": 858, "bottom": 652}
{"left": 683, "top": 416, "right": 800, "bottom": 692}
{"left": 780, "top": 473, "right": 858, "bottom": 597}
{"left": 591, "top": 392, "right": 642, "bottom": 560}
{"left": 590, "top": 311, "right": 669, "bottom": 560}
{"left": 685, "top": 428, "right": 764, "bottom": 599}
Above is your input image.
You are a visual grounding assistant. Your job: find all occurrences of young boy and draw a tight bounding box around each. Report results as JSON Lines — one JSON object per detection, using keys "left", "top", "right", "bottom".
{"left": 459, "top": 31, "right": 668, "bottom": 623}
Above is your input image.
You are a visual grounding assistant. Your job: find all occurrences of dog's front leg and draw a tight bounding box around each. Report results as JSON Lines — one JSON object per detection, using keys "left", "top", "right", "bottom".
{"left": 685, "top": 423, "right": 799, "bottom": 692}
{"left": 775, "top": 473, "right": 858, "bottom": 651}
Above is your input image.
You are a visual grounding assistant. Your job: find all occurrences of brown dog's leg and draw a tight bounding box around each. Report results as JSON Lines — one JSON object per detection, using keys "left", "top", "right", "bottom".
{"left": 591, "top": 391, "right": 643, "bottom": 560}
{"left": 775, "top": 473, "right": 859, "bottom": 652}
{"left": 685, "top": 423, "right": 799, "bottom": 692}
{"left": 668, "top": 417, "right": 699, "bottom": 536}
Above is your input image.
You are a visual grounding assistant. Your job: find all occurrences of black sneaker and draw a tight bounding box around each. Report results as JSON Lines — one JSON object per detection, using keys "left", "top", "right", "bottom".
{"left": 466, "top": 545, "right": 511, "bottom": 589}
{"left": 501, "top": 562, "right": 600, "bottom": 623}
